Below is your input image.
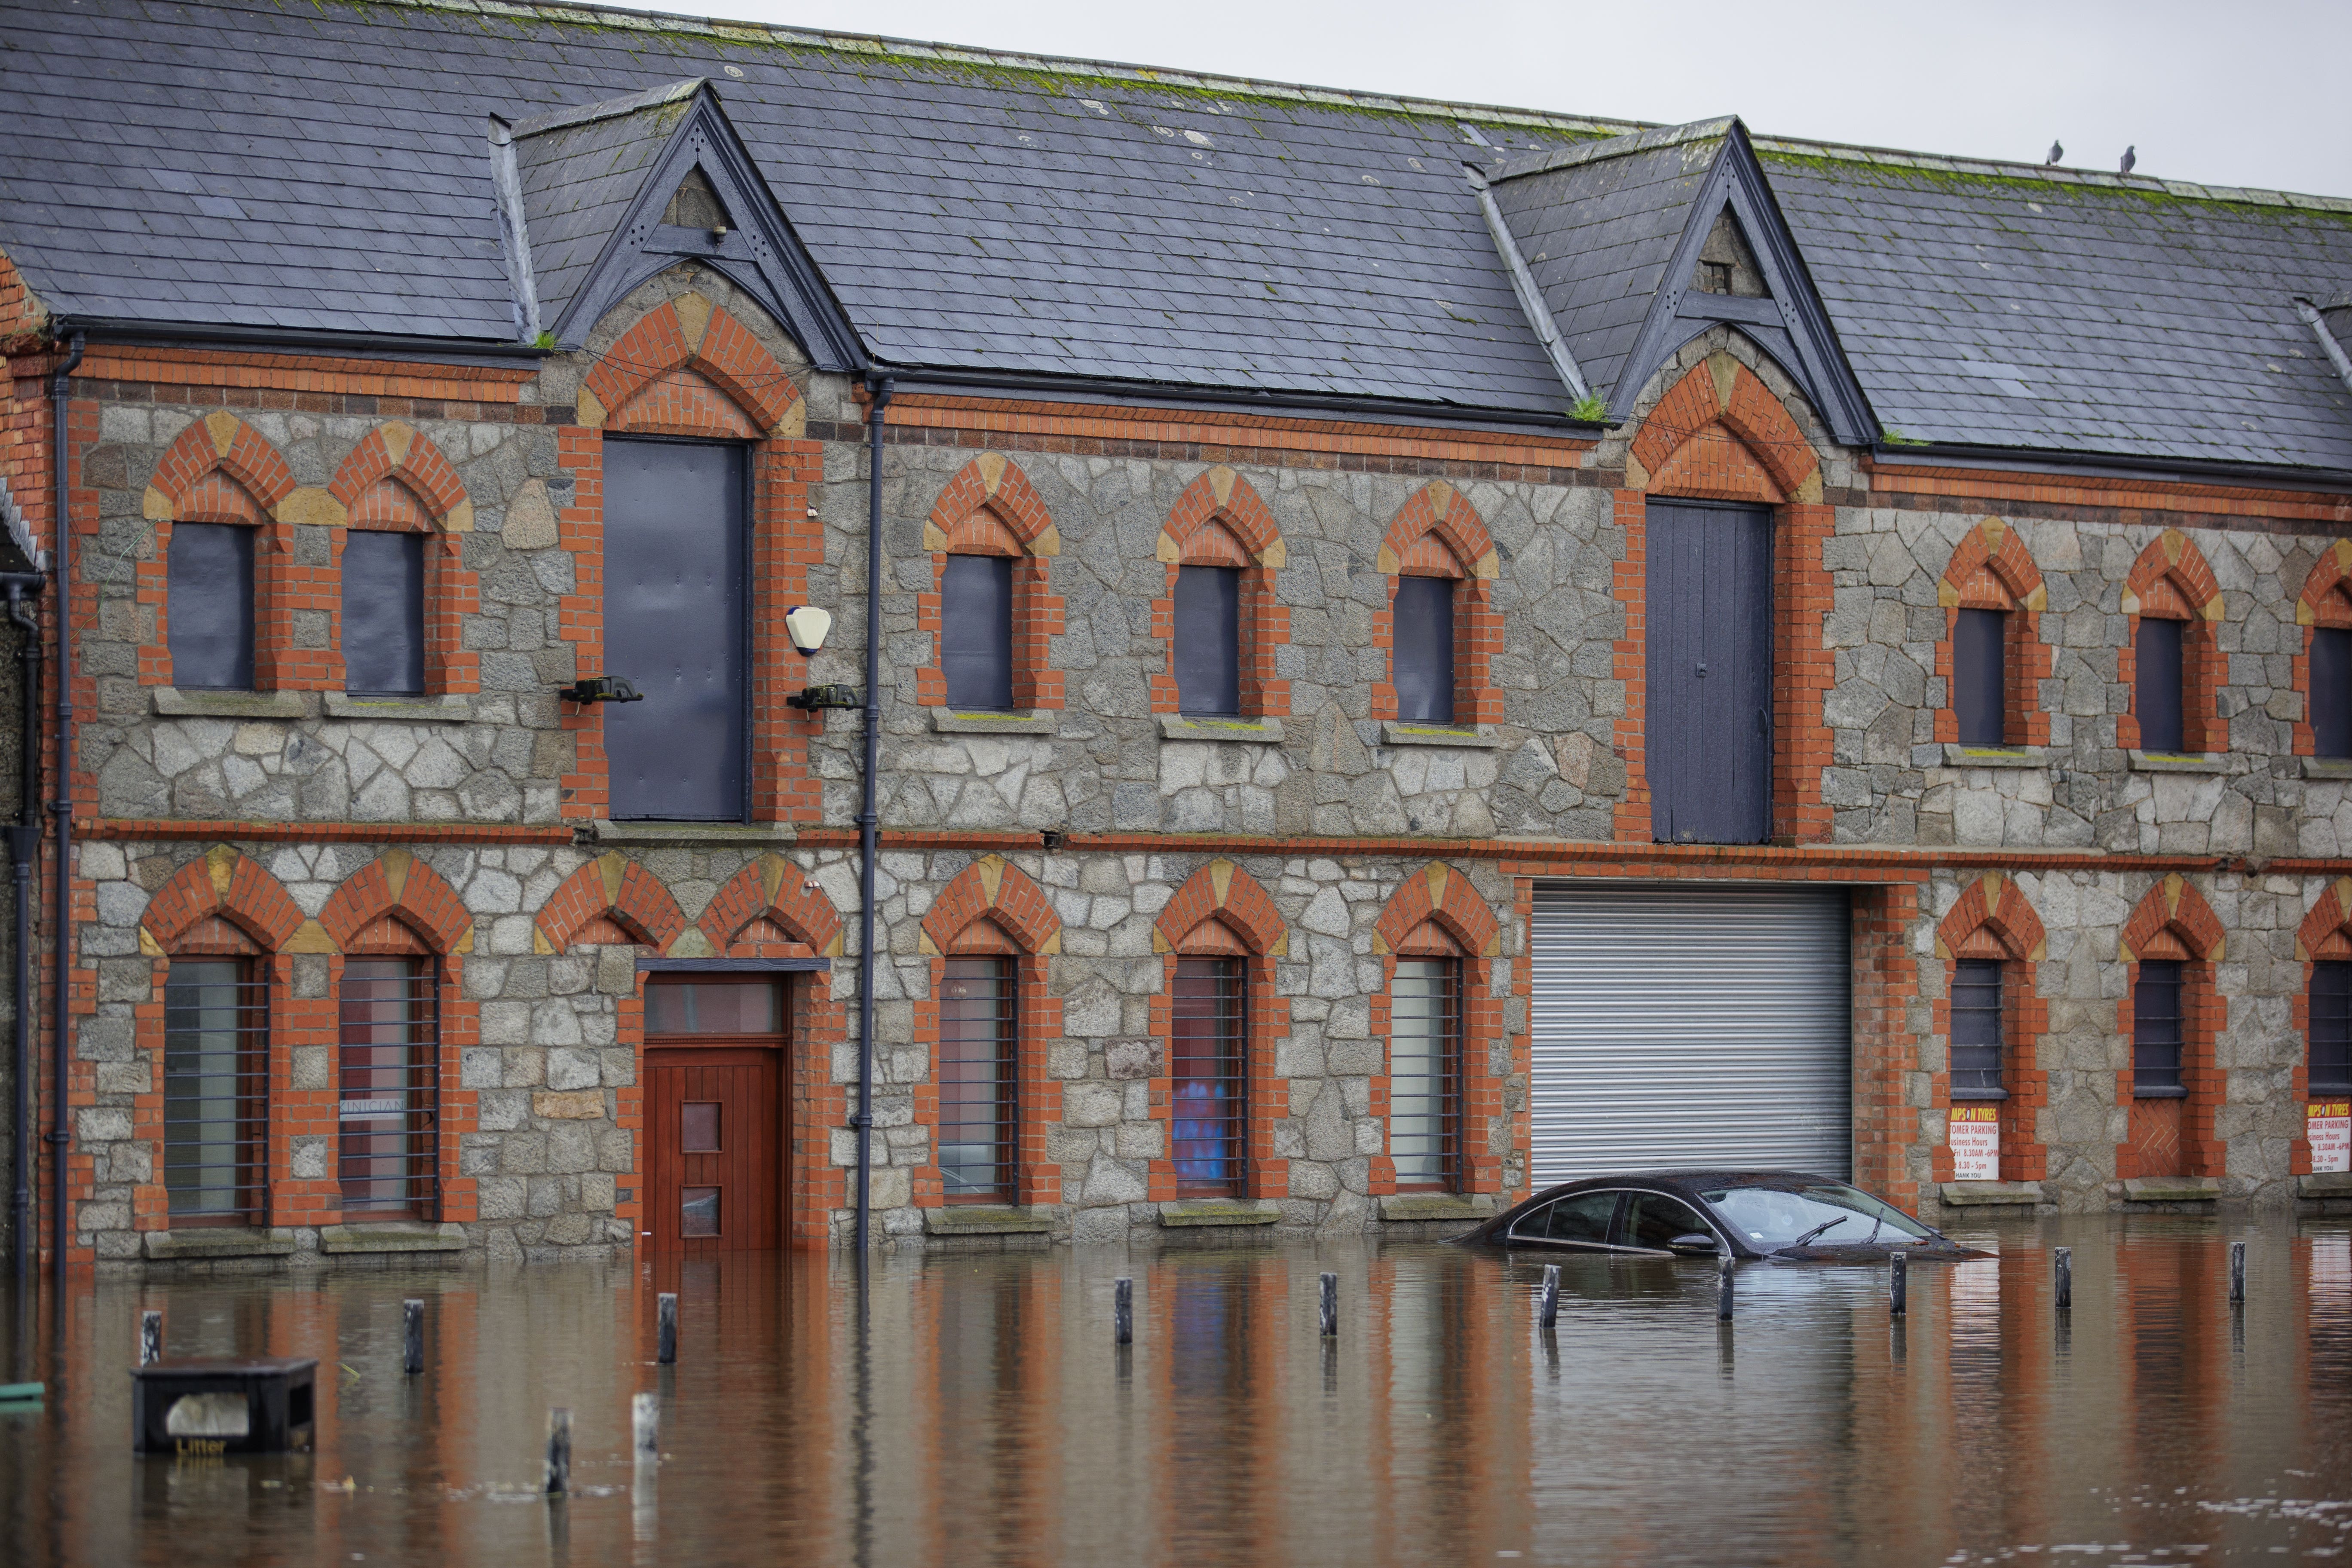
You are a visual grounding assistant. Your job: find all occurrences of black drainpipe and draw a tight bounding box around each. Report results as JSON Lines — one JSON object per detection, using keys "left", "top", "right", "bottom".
{"left": 854, "top": 374, "right": 891, "bottom": 1254}
{"left": 6, "top": 574, "right": 43, "bottom": 1292}
{"left": 48, "top": 331, "right": 82, "bottom": 1301}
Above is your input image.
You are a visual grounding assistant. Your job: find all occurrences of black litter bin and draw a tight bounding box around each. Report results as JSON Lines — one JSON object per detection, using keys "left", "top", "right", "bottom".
{"left": 132, "top": 1357, "right": 317, "bottom": 1455}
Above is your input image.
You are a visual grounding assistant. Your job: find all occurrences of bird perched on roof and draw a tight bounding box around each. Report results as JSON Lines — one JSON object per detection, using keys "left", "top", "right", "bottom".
{"left": 2046, "top": 140, "right": 2064, "bottom": 165}
{"left": 2119, "top": 146, "right": 2137, "bottom": 175}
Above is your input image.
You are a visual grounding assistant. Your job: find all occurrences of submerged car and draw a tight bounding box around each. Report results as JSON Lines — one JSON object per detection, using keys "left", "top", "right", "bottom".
{"left": 1455, "top": 1170, "right": 1985, "bottom": 1261}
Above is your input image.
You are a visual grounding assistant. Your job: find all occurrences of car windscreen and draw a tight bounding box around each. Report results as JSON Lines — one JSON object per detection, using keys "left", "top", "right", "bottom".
{"left": 1698, "top": 1182, "right": 1935, "bottom": 1249}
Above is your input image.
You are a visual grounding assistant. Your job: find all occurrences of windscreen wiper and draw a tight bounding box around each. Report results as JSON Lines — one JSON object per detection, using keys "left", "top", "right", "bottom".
{"left": 1789, "top": 1217, "right": 1851, "bottom": 1248}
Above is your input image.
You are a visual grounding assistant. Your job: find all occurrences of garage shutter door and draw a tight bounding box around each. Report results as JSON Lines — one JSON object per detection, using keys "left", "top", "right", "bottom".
{"left": 1530, "top": 882, "right": 1851, "bottom": 1183}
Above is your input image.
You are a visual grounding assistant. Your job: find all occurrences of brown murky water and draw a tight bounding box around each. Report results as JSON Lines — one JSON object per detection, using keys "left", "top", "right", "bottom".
{"left": 2, "top": 1216, "right": 2349, "bottom": 1566}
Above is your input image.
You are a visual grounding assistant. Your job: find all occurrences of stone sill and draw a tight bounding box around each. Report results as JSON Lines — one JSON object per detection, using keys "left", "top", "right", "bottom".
{"left": 1937, "top": 1180, "right": 2044, "bottom": 1207}
{"left": 151, "top": 688, "right": 308, "bottom": 720}
{"left": 1158, "top": 716, "right": 1283, "bottom": 745}
{"left": 144, "top": 1228, "right": 299, "bottom": 1260}
{"left": 930, "top": 709, "right": 1058, "bottom": 736}
{"left": 2303, "top": 758, "right": 2352, "bottom": 781}
{"left": 1158, "top": 1200, "right": 1280, "bottom": 1228}
{"left": 1380, "top": 722, "right": 1509, "bottom": 750}
{"left": 2116, "top": 1176, "right": 2223, "bottom": 1203}
{"left": 318, "top": 1222, "right": 468, "bottom": 1254}
{"left": 323, "top": 693, "right": 476, "bottom": 723}
{"left": 1378, "top": 1193, "right": 1497, "bottom": 1222}
{"left": 584, "top": 820, "right": 796, "bottom": 848}
{"left": 2299, "top": 1172, "right": 2352, "bottom": 1197}
{"left": 1940, "top": 744, "right": 2045, "bottom": 769}
{"left": 922, "top": 1207, "right": 1055, "bottom": 1236}
{"left": 2127, "top": 750, "right": 2244, "bottom": 775}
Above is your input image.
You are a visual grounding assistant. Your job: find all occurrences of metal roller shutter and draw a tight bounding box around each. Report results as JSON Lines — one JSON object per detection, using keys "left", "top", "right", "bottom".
{"left": 1530, "top": 882, "right": 1851, "bottom": 1183}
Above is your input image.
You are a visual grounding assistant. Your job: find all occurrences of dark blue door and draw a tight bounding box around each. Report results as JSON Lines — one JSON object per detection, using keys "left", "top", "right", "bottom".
{"left": 603, "top": 439, "right": 747, "bottom": 821}
{"left": 1645, "top": 501, "right": 1771, "bottom": 844}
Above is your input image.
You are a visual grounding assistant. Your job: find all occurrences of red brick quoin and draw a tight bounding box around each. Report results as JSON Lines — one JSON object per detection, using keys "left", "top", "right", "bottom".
{"left": 1370, "top": 482, "right": 1503, "bottom": 729}
{"left": 1931, "top": 873, "right": 2050, "bottom": 1183}
{"left": 913, "top": 855, "right": 1066, "bottom": 1207}
{"left": 1367, "top": 864, "right": 1505, "bottom": 1196}
{"left": 2119, "top": 529, "right": 2226, "bottom": 756}
{"left": 1149, "top": 468, "right": 1290, "bottom": 719}
{"left": 2116, "top": 875, "right": 2228, "bottom": 1180}
{"left": 2293, "top": 541, "right": 2352, "bottom": 758}
{"left": 916, "top": 454, "right": 1066, "bottom": 713}
{"left": 1613, "top": 352, "right": 1833, "bottom": 844}
{"left": 1149, "top": 859, "right": 1291, "bottom": 1200}
{"left": 1934, "top": 518, "right": 2053, "bottom": 749}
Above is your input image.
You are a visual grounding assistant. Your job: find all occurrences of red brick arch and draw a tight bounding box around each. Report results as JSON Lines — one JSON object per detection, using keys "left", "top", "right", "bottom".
{"left": 2119, "top": 874, "right": 2224, "bottom": 966}
{"left": 1368, "top": 864, "right": 1506, "bottom": 1197}
{"left": 579, "top": 297, "right": 803, "bottom": 438}
{"left": 916, "top": 454, "right": 1067, "bottom": 712}
{"left": 919, "top": 855, "right": 1061, "bottom": 956}
{"left": 2116, "top": 874, "right": 2227, "bottom": 1181}
{"left": 2294, "top": 542, "right": 2352, "bottom": 757}
{"left": 2299, "top": 878, "right": 2352, "bottom": 962}
{"left": 139, "top": 844, "right": 313, "bottom": 954}
{"left": 143, "top": 411, "right": 297, "bottom": 522}
{"left": 1372, "top": 482, "right": 1503, "bottom": 728}
{"left": 1373, "top": 862, "right": 1501, "bottom": 959}
{"left": 1934, "top": 872, "right": 2047, "bottom": 964}
{"left": 1147, "top": 858, "right": 1291, "bottom": 1202}
{"left": 694, "top": 852, "right": 845, "bottom": 958}
{"left": 1930, "top": 873, "right": 2051, "bottom": 1183}
{"left": 2120, "top": 529, "right": 2226, "bottom": 755}
{"left": 1934, "top": 518, "right": 2053, "bottom": 748}
{"left": 1627, "top": 352, "right": 1822, "bottom": 505}
{"left": 317, "top": 848, "right": 473, "bottom": 955}
{"left": 1154, "top": 858, "right": 1288, "bottom": 957}
{"left": 1150, "top": 469, "right": 1290, "bottom": 718}
{"left": 533, "top": 853, "right": 689, "bottom": 953}
{"left": 328, "top": 423, "right": 473, "bottom": 532}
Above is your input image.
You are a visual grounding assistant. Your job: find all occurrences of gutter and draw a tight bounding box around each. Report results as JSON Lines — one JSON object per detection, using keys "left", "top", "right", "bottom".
{"left": 52, "top": 318, "right": 550, "bottom": 369}
{"left": 1462, "top": 165, "right": 1591, "bottom": 406}
{"left": 854, "top": 374, "right": 892, "bottom": 1253}
{"left": 4, "top": 573, "right": 41, "bottom": 1293}
{"left": 48, "top": 331, "right": 80, "bottom": 1301}
{"left": 1868, "top": 440, "right": 2352, "bottom": 497}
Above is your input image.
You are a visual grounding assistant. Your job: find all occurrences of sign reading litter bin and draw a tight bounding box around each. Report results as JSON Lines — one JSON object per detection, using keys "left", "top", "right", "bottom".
{"left": 132, "top": 1357, "right": 316, "bottom": 1455}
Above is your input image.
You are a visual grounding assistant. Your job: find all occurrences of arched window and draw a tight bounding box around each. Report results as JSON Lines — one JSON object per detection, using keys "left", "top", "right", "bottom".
{"left": 2296, "top": 543, "right": 2352, "bottom": 763}
{"left": 1151, "top": 860, "right": 1291, "bottom": 1201}
{"left": 1152, "top": 469, "right": 1288, "bottom": 726}
{"left": 920, "top": 455, "right": 1065, "bottom": 719}
{"left": 1935, "top": 518, "right": 2049, "bottom": 754}
{"left": 162, "top": 916, "right": 270, "bottom": 1224}
{"left": 1374, "top": 483, "right": 1504, "bottom": 737}
{"left": 1932, "top": 873, "right": 2050, "bottom": 1186}
{"left": 2116, "top": 875, "right": 2227, "bottom": 1181}
{"left": 2122, "top": 530, "right": 2224, "bottom": 760}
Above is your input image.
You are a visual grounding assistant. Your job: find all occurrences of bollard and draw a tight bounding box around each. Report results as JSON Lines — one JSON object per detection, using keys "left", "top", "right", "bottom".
{"left": 2054, "top": 1247, "right": 2073, "bottom": 1315}
{"left": 1716, "top": 1256, "right": 1735, "bottom": 1321}
{"left": 544, "top": 1407, "right": 572, "bottom": 1496}
{"left": 139, "top": 1310, "right": 162, "bottom": 1367}
{"left": 2230, "top": 1240, "right": 2246, "bottom": 1305}
{"left": 402, "top": 1299, "right": 424, "bottom": 1377}
{"left": 1318, "top": 1272, "right": 1338, "bottom": 1338}
{"left": 632, "top": 1392, "right": 659, "bottom": 1463}
{"left": 1114, "top": 1277, "right": 1133, "bottom": 1346}
{"left": 656, "top": 1293, "right": 678, "bottom": 1366}
{"left": 1890, "top": 1251, "right": 1908, "bottom": 1317}
{"left": 1538, "top": 1264, "right": 1561, "bottom": 1331}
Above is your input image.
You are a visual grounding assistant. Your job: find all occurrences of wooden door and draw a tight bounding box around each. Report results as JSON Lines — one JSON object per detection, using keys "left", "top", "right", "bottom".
{"left": 646, "top": 1048, "right": 781, "bottom": 1252}
{"left": 1645, "top": 500, "right": 1772, "bottom": 844}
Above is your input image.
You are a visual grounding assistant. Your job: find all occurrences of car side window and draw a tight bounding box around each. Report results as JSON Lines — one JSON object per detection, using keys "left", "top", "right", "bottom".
{"left": 1620, "top": 1192, "right": 1715, "bottom": 1252}
{"left": 1514, "top": 1189, "right": 1619, "bottom": 1246}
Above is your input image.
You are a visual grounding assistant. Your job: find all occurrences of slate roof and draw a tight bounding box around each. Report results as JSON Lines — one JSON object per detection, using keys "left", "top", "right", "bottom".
{"left": 509, "top": 83, "right": 702, "bottom": 328}
{"left": 2, "top": 0, "right": 2351, "bottom": 471}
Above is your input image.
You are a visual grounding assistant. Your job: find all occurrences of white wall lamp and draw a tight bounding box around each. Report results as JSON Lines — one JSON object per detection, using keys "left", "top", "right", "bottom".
{"left": 782, "top": 605, "right": 858, "bottom": 710}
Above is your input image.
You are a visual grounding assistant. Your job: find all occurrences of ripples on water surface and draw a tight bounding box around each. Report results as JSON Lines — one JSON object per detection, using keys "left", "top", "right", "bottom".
{"left": 1, "top": 1216, "right": 2347, "bottom": 1566}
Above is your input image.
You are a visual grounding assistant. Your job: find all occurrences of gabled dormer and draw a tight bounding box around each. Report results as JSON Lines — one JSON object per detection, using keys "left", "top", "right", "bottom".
{"left": 488, "top": 80, "right": 862, "bottom": 371}
{"left": 1487, "top": 117, "right": 1875, "bottom": 444}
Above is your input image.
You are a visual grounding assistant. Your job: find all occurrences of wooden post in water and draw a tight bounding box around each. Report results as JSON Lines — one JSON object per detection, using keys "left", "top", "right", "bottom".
{"left": 1716, "top": 1257, "right": 1735, "bottom": 1321}
{"left": 402, "top": 1299, "right": 424, "bottom": 1376}
{"left": 1113, "top": 1278, "right": 1133, "bottom": 1346}
{"left": 544, "top": 1408, "right": 572, "bottom": 1496}
{"left": 656, "top": 1293, "right": 678, "bottom": 1365}
{"left": 2054, "top": 1246, "right": 2073, "bottom": 1314}
{"left": 632, "top": 1392, "right": 659, "bottom": 1463}
{"left": 139, "top": 1310, "right": 161, "bottom": 1367}
{"left": 1318, "top": 1272, "right": 1337, "bottom": 1338}
{"left": 1889, "top": 1251, "right": 1908, "bottom": 1317}
{"left": 2230, "top": 1240, "right": 2246, "bottom": 1304}
{"left": 1538, "top": 1264, "right": 1561, "bottom": 1331}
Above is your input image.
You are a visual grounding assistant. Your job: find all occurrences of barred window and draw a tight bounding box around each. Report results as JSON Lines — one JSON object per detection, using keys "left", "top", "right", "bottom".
{"left": 162, "top": 958, "right": 268, "bottom": 1224}
{"left": 937, "top": 957, "right": 1016, "bottom": 1203}
{"left": 2312, "top": 961, "right": 2352, "bottom": 1094}
{"left": 1171, "top": 957, "right": 1245, "bottom": 1197}
{"left": 2134, "top": 959, "right": 2186, "bottom": 1095}
{"left": 1389, "top": 958, "right": 1460, "bottom": 1189}
{"left": 338, "top": 956, "right": 439, "bottom": 1219}
{"left": 1949, "top": 958, "right": 2005, "bottom": 1096}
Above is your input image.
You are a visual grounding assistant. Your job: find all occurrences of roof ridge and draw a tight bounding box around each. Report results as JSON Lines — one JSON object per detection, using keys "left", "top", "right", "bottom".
{"left": 1751, "top": 134, "right": 2352, "bottom": 214}
{"left": 506, "top": 76, "right": 704, "bottom": 138}
{"left": 1490, "top": 116, "right": 1738, "bottom": 182}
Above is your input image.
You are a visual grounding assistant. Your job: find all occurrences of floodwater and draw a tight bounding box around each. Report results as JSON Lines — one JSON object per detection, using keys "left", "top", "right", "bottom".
{"left": 2, "top": 1216, "right": 2349, "bottom": 1567}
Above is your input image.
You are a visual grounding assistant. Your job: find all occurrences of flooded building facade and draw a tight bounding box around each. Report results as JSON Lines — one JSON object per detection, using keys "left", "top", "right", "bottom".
{"left": 3, "top": 0, "right": 2352, "bottom": 1269}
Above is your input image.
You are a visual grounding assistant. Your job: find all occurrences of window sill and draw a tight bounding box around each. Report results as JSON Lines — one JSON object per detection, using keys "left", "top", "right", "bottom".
{"left": 2133, "top": 1084, "right": 2189, "bottom": 1099}
{"left": 317, "top": 1221, "right": 467, "bottom": 1255}
{"left": 1936, "top": 1180, "right": 2043, "bottom": 1208}
{"left": 2300, "top": 1172, "right": 2352, "bottom": 1197}
{"left": 929, "top": 708, "right": 1058, "bottom": 736}
{"left": 2303, "top": 758, "right": 2352, "bottom": 781}
{"left": 1377, "top": 1193, "right": 1498, "bottom": 1223}
{"left": 2117, "top": 1176, "right": 2221, "bottom": 1203}
{"left": 143, "top": 1227, "right": 299, "bottom": 1260}
{"left": 1158, "top": 715, "right": 1284, "bottom": 745}
{"left": 1940, "top": 743, "right": 2044, "bottom": 769}
{"left": 1949, "top": 1087, "right": 2010, "bottom": 1102}
{"left": 583, "top": 821, "right": 797, "bottom": 848}
{"left": 323, "top": 692, "right": 476, "bottom": 723}
{"left": 151, "top": 688, "right": 308, "bottom": 720}
{"left": 1157, "top": 1200, "right": 1280, "bottom": 1228}
{"left": 1380, "top": 722, "right": 1510, "bottom": 750}
{"left": 2128, "top": 750, "right": 2244, "bottom": 775}
{"left": 922, "top": 1207, "right": 1055, "bottom": 1236}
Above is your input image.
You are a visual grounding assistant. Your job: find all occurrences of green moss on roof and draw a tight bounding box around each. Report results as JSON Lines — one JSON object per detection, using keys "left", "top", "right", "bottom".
{"left": 1760, "top": 148, "right": 2352, "bottom": 226}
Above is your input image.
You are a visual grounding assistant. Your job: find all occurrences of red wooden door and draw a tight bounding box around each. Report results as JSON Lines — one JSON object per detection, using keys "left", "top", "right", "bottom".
{"left": 647, "top": 1049, "right": 781, "bottom": 1252}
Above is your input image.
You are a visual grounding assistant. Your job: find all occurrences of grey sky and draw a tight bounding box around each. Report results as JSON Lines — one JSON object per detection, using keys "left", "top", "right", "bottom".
{"left": 609, "top": 0, "right": 2352, "bottom": 199}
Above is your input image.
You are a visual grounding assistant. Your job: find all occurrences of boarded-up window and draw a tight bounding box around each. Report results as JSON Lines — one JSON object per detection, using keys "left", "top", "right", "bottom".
{"left": 940, "top": 554, "right": 1015, "bottom": 711}
{"left": 1392, "top": 576, "right": 1455, "bottom": 725}
{"left": 2314, "top": 628, "right": 2352, "bottom": 759}
{"left": 342, "top": 530, "right": 426, "bottom": 695}
{"left": 1174, "top": 564, "right": 1240, "bottom": 716}
{"left": 2137, "top": 617, "right": 2186, "bottom": 753}
{"left": 168, "top": 522, "right": 255, "bottom": 691}
{"left": 1952, "top": 608, "right": 2006, "bottom": 747}
{"left": 1949, "top": 958, "right": 2003, "bottom": 1096}
{"left": 1171, "top": 956, "right": 1244, "bottom": 1196}
{"left": 2313, "top": 961, "right": 2352, "bottom": 1093}
{"left": 2134, "top": 959, "right": 2185, "bottom": 1095}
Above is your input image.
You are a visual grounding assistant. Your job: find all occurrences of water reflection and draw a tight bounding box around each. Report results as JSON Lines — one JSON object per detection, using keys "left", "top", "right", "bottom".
{"left": 0, "top": 1217, "right": 2347, "bottom": 1565}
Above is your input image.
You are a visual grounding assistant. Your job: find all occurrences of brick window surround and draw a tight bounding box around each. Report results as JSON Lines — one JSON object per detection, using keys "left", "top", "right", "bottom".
{"left": 1148, "top": 859, "right": 1290, "bottom": 1200}
{"left": 557, "top": 294, "right": 825, "bottom": 824}
{"left": 2291, "top": 879, "right": 2352, "bottom": 1176}
{"left": 1367, "top": 864, "right": 1504, "bottom": 1197}
{"left": 916, "top": 453, "right": 1066, "bottom": 713}
{"left": 2293, "top": 540, "right": 2352, "bottom": 757}
{"left": 324, "top": 422, "right": 481, "bottom": 698}
{"left": 2115, "top": 875, "right": 2228, "bottom": 1181}
{"left": 1149, "top": 467, "right": 1289, "bottom": 719}
{"left": 914, "top": 854, "right": 1066, "bottom": 1208}
{"left": 2118, "top": 529, "right": 2225, "bottom": 756}
{"left": 1611, "top": 351, "right": 1835, "bottom": 844}
{"left": 1930, "top": 873, "right": 2049, "bottom": 1183}
{"left": 1370, "top": 482, "right": 1503, "bottom": 729}
{"left": 1933, "top": 518, "right": 2052, "bottom": 749}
